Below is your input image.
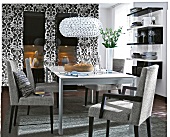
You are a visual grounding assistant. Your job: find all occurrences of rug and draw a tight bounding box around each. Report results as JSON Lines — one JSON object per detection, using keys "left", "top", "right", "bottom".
{"left": 1, "top": 94, "right": 167, "bottom": 137}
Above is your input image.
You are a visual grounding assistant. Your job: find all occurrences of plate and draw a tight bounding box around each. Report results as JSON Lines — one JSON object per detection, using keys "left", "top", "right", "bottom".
{"left": 59, "top": 72, "right": 65, "bottom": 74}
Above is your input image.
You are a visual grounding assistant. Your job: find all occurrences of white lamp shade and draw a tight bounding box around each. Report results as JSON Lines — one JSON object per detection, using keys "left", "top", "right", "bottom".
{"left": 59, "top": 17, "right": 102, "bottom": 37}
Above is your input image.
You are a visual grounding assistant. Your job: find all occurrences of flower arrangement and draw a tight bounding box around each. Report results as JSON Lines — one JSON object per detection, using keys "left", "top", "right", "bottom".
{"left": 100, "top": 26, "right": 123, "bottom": 48}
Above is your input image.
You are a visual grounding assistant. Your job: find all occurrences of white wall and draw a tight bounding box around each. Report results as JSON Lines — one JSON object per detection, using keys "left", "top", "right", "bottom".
{"left": 99, "top": 8, "right": 113, "bottom": 68}
{"left": 112, "top": 3, "right": 131, "bottom": 59}
{"left": 99, "top": 4, "right": 131, "bottom": 68}
{"left": 99, "top": 3, "right": 133, "bottom": 72}
{"left": 112, "top": 4, "right": 134, "bottom": 74}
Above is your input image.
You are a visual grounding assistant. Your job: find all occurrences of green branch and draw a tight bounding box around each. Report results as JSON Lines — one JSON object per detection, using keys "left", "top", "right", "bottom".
{"left": 100, "top": 26, "right": 123, "bottom": 48}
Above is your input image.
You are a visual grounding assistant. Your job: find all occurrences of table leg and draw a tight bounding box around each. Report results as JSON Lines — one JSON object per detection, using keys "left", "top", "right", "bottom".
{"left": 58, "top": 78, "right": 63, "bottom": 135}
{"left": 90, "top": 90, "right": 94, "bottom": 103}
{"left": 130, "top": 77, "right": 137, "bottom": 96}
{"left": 129, "top": 77, "right": 136, "bottom": 133}
{"left": 45, "top": 67, "right": 48, "bottom": 83}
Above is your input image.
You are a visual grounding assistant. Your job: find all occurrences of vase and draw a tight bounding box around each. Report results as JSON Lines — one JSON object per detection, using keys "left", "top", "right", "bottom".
{"left": 62, "top": 56, "right": 69, "bottom": 66}
{"left": 106, "top": 48, "right": 113, "bottom": 71}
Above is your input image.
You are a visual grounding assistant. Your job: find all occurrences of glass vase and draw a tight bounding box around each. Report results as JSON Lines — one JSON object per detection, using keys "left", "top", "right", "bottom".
{"left": 106, "top": 48, "right": 113, "bottom": 71}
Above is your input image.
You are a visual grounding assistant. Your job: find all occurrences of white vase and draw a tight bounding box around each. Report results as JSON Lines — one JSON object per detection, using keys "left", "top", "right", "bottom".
{"left": 106, "top": 48, "right": 113, "bottom": 71}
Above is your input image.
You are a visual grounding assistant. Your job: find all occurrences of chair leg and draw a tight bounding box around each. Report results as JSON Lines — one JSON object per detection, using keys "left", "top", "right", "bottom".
{"left": 85, "top": 88, "right": 88, "bottom": 106}
{"left": 108, "top": 90, "right": 111, "bottom": 93}
{"left": 106, "top": 120, "right": 110, "bottom": 137}
{"left": 14, "top": 106, "right": 18, "bottom": 126}
{"left": 9, "top": 105, "right": 15, "bottom": 133}
{"left": 56, "top": 92, "right": 59, "bottom": 108}
{"left": 89, "top": 117, "right": 94, "bottom": 137}
{"left": 27, "top": 106, "right": 30, "bottom": 115}
{"left": 134, "top": 125, "right": 140, "bottom": 137}
{"left": 108, "top": 90, "right": 111, "bottom": 99}
{"left": 96, "top": 91, "right": 99, "bottom": 104}
{"left": 50, "top": 106, "right": 53, "bottom": 134}
{"left": 146, "top": 117, "right": 151, "bottom": 137}
{"left": 118, "top": 89, "right": 121, "bottom": 94}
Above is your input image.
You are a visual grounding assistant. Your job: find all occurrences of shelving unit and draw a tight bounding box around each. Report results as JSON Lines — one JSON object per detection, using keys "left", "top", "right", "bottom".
{"left": 127, "top": 7, "right": 163, "bottom": 79}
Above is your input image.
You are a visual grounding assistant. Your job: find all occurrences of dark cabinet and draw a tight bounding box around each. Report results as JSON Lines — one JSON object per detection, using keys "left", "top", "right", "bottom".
{"left": 127, "top": 27, "right": 163, "bottom": 45}
{"left": 138, "top": 27, "right": 163, "bottom": 44}
{"left": 132, "top": 61, "right": 162, "bottom": 79}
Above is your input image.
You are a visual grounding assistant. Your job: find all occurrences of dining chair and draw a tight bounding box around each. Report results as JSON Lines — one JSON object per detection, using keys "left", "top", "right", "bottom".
{"left": 85, "top": 58, "right": 125, "bottom": 106}
{"left": 25, "top": 58, "right": 59, "bottom": 108}
{"left": 88, "top": 65, "right": 159, "bottom": 137}
{"left": 6, "top": 60, "right": 54, "bottom": 134}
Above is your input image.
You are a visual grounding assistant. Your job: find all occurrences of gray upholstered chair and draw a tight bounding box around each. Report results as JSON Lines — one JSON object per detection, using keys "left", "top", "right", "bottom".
{"left": 6, "top": 60, "right": 54, "bottom": 133}
{"left": 25, "top": 58, "right": 59, "bottom": 108}
{"left": 88, "top": 65, "right": 159, "bottom": 137}
{"left": 85, "top": 58, "right": 125, "bottom": 106}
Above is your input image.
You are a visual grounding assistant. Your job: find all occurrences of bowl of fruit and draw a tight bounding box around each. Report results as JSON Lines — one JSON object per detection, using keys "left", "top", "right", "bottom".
{"left": 64, "top": 63, "right": 75, "bottom": 72}
{"left": 73, "top": 63, "right": 94, "bottom": 72}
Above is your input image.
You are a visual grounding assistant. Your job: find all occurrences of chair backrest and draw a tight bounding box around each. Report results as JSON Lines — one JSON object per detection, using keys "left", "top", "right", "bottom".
{"left": 129, "top": 65, "right": 159, "bottom": 126}
{"left": 113, "top": 58, "right": 125, "bottom": 73}
{"left": 25, "top": 58, "right": 35, "bottom": 88}
{"left": 6, "top": 60, "right": 20, "bottom": 105}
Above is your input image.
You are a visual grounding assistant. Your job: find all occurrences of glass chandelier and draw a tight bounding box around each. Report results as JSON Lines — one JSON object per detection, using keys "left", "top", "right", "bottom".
{"left": 59, "top": 17, "right": 102, "bottom": 37}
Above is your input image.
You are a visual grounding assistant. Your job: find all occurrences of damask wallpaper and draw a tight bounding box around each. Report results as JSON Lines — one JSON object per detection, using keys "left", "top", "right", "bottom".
{"left": 2, "top": 4, "right": 99, "bottom": 86}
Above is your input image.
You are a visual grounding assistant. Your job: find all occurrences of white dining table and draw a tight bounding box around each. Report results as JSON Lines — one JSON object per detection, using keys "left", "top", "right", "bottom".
{"left": 46, "top": 66, "right": 136, "bottom": 135}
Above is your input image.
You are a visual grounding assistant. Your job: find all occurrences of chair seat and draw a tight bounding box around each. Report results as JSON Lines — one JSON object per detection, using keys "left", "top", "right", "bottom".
{"left": 36, "top": 82, "right": 58, "bottom": 92}
{"left": 18, "top": 93, "right": 54, "bottom": 106}
{"left": 88, "top": 100, "right": 133, "bottom": 123}
{"left": 85, "top": 84, "right": 118, "bottom": 91}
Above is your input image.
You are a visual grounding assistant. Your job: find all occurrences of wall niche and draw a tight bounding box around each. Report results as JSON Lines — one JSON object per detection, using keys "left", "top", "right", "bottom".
{"left": 56, "top": 13, "right": 78, "bottom": 66}
{"left": 23, "top": 11, "right": 45, "bottom": 68}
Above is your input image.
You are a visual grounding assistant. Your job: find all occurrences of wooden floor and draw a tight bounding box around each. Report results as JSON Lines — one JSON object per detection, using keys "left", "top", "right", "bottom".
{"left": 1, "top": 86, "right": 167, "bottom": 131}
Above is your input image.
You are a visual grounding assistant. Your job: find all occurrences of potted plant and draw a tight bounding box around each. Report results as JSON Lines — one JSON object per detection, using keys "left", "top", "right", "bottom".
{"left": 100, "top": 26, "right": 123, "bottom": 48}
{"left": 100, "top": 26, "right": 123, "bottom": 70}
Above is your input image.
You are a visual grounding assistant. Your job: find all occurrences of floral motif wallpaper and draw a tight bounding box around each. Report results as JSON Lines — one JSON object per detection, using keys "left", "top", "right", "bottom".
{"left": 2, "top": 4, "right": 99, "bottom": 86}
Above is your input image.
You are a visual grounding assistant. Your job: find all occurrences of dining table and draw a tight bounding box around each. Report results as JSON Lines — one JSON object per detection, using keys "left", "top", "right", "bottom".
{"left": 46, "top": 66, "right": 136, "bottom": 135}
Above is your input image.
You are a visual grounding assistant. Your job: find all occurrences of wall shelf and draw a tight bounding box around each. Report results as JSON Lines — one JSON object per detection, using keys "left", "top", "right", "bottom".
{"left": 127, "top": 7, "right": 163, "bottom": 17}
{"left": 127, "top": 42, "right": 162, "bottom": 45}
{"left": 127, "top": 25, "right": 163, "bottom": 31}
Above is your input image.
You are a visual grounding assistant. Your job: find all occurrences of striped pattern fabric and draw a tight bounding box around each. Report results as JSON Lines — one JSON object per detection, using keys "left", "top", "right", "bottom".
{"left": 13, "top": 71, "right": 34, "bottom": 97}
